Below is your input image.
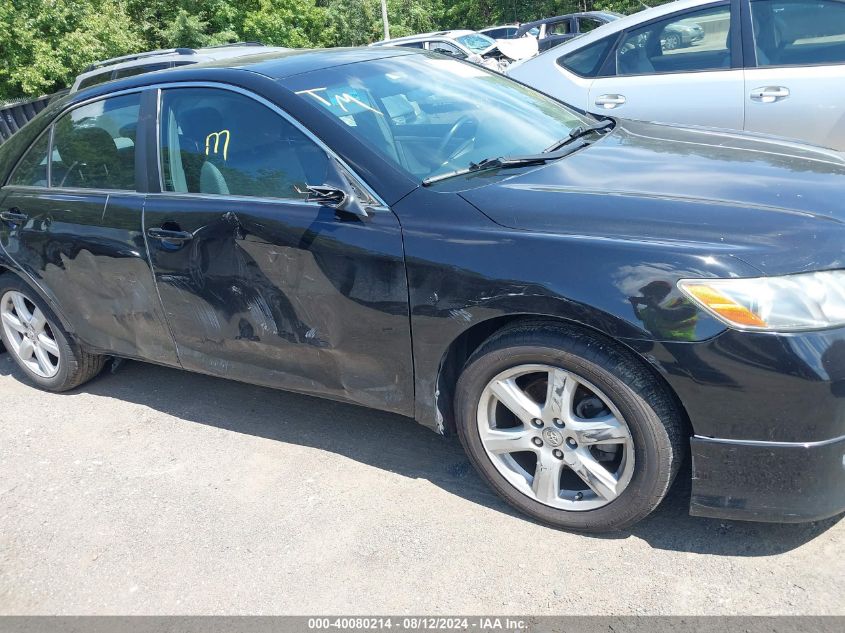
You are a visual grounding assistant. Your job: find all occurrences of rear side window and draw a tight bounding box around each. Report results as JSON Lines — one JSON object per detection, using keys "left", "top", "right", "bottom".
{"left": 50, "top": 93, "right": 140, "bottom": 190}
{"left": 113, "top": 62, "right": 170, "bottom": 79}
{"left": 548, "top": 20, "right": 573, "bottom": 36}
{"left": 615, "top": 4, "right": 732, "bottom": 76}
{"left": 158, "top": 87, "right": 329, "bottom": 199}
{"left": 558, "top": 36, "right": 615, "bottom": 77}
{"left": 751, "top": 0, "right": 845, "bottom": 66}
{"left": 8, "top": 132, "right": 50, "bottom": 187}
{"left": 579, "top": 18, "right": 606, "bottom": 34}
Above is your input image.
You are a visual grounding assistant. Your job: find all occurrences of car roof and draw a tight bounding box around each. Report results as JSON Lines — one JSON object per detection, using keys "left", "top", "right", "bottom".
{"left": 68, "top": 47, "right": 420, "bottom": 100}
{"left": 371, "top": 29, "right": 480, "bottom": 46}
{"left": 518, "top": 11, "right": 622, "bottom": 31}
{"left": 519, "top": 0, "right": 716, "bottom": 57}
{"left": 71, "top": 44, "right": 289, "bottom": 90}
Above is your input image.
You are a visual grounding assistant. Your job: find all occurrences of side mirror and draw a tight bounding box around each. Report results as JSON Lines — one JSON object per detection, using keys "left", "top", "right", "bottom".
{"left": 304, "top": 157, "right": 371, "bottom": 219}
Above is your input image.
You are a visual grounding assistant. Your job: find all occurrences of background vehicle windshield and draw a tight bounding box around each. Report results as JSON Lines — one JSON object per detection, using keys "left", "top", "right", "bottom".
{"left": 456, "top": 33, "right": 496, "bottom": 52}
{"left": 286, "top": 54, "right": 588, "bottom": 182}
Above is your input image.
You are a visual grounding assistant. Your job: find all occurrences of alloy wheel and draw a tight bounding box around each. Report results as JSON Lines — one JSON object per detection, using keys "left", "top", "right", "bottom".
{"left": 0, "top": 290, "right": 61, "bottom": 378}
{"left": 477, "top": 364, "right": 635, "bottom": 511}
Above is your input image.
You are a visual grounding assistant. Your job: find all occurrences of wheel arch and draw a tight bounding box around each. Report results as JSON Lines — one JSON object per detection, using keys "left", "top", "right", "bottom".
{"left": 0, "top": 264, "right": 76, "bottom": 335}
{"left": 434, "top": 313, "right": 693, "bottom": 438}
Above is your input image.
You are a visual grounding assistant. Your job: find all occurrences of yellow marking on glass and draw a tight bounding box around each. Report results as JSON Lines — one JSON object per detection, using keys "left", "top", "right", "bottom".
{"left": 205, "top": 130, "right": 231, "bottom": 161}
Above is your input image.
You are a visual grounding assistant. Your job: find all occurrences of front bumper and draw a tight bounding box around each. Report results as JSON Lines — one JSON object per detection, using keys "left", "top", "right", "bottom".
{"left": 627, "top": 327, "right": 845, "bottom": 523}
{"left": 690, "top": 434, "right": 845, "bottom": 522}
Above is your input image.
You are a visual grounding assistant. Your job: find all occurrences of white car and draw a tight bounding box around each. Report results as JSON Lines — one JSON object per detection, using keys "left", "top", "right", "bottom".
{"left": 370, "top": 30, "right": 536, "bottom": 71}
{"left": 507, "top": 0, "right": 845, "bottom": 151}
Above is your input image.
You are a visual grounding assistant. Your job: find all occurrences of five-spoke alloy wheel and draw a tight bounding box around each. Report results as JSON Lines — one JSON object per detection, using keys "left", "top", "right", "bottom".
{"left": 456, "top": 323, "right": 684, "bottom": 532}
{"left": 1, "top": 290, "right": 62, "bottom": 378}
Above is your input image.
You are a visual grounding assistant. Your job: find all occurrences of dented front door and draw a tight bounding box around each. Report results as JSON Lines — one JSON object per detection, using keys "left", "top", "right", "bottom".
{"left": 142, "top": 194, "right": 414, "bottom": 416}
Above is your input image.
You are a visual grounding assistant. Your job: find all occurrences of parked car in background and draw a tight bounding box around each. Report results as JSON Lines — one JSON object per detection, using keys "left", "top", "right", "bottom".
{"left": 516, "top": 11, "right": 622, "bottom": 52}
{"left": 370, "top": 30, "right": 535, "bottom": 70}
{"left": 508, "top": 0, "right": 845, "bottom": 151}
{"left": 2, "top": 48, "right": 844, "bottom": 532}
{"left": 71, "top": 42, "right": 287, "bottom": 93}
{"left": 479, "top": 25, "right": 521, "bottom": 39}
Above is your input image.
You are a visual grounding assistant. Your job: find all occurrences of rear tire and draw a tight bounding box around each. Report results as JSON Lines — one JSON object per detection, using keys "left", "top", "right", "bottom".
{"left": 455, "top": 322, "right": 685, "bottom": 532}
{"left": 0, "top": 274, "right": 106, "bottom": 392}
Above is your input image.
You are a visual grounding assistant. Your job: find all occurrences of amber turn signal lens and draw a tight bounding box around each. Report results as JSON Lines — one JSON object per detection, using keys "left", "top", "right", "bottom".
{"left": 680, "top": 283, "right": 769, "bottom": 328}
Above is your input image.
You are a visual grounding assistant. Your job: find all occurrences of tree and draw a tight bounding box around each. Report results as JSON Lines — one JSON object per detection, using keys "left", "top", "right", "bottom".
{"left": 0, "top": 0, "right": 143, "bottom": 100}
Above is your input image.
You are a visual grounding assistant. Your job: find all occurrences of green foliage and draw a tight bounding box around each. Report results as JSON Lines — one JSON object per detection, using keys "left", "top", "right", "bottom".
{"left": 0, "top": 0, "right": 676, "bottom": 101}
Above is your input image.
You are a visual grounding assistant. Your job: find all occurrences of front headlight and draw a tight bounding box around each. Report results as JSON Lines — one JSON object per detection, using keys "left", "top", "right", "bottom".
{"left": 678, "top": 270, "right": 845, "bottom": 332}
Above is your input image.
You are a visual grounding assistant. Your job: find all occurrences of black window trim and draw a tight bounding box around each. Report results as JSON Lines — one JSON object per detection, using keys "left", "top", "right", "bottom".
{"left": 589, "top": 0, "right": 742, "bottom": 79}
{"left": 150, "top": 81, "right": 388, "bottom": 210}
{"left": 4, "top": 87, "right": 149, "bottom": 194}
{"left": 742, "top": 0, "right": 845, "bottom": 69}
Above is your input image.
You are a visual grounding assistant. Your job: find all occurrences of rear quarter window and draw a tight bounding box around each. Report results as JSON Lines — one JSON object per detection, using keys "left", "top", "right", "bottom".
{"left": 557, "top": 36, "right": 616, "bottom": 77}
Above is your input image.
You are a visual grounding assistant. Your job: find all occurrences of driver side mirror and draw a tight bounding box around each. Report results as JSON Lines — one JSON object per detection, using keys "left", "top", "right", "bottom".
{"left": 304, "top": 157, "right": 371, "bottom": 220}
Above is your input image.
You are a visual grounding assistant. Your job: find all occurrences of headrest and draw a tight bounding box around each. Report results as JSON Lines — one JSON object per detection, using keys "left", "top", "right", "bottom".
{"left": 58, "top": 126, "right": 118, "bottom": 168}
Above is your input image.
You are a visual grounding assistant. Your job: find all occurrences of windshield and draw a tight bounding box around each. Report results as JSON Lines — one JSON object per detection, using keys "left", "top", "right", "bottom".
{"left": 455, "top": 33, "right": 496, "bottom": 52}
{"left": 286, "top": 54, "right": 588, "bottom": 183}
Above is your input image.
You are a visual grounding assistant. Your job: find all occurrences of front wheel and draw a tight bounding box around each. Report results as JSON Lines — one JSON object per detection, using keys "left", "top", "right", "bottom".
{"left": 455, "top": 323, "right": 685, "bottom": 532}
{"left": 0, "top": 275, "right": 106, "bottom": 391}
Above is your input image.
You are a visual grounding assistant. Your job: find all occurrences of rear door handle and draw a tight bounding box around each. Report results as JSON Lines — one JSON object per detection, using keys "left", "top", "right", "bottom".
{"left": 750, "top": 86, "right": 790, "bottom": 103}
{"left": 147, "top": 227, "right": 193, "bottom": 242}
{"left": 595, "top": 94, "right": 626, "bottom": 109}
{"left": 0, "top": 209, "right": 28, "bottom": 224}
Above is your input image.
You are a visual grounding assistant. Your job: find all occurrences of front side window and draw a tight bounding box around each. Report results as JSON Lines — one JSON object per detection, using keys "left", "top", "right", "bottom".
{"left": 50, "top": 93, "right": 140, "bottom": 190}
{"left": 616, "top": 4, "right": 731, "bottom": 75}
{"left": 751, "top": 0, "right": 845, "bottom": 66}
{"left": 287, "top": 54, "right": 587, "bottom": 183}
{"left": 558, "top": 36, "right": 615, "bottom": 77}
{"left": 158, "top": 88, "right": 328, "bottom": 199}
{"left": 429, "top": 41, "right": 466, "bottom": 58}
{"left": 9, "top": 131, "right": 50, "bottom": 187}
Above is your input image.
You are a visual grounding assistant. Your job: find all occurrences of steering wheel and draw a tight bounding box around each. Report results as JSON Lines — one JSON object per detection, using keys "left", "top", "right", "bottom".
{"left": 437, "top": 115, "right": 479, "bottom": 162}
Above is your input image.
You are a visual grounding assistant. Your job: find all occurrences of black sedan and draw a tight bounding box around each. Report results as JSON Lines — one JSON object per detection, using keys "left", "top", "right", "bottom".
{"left": 0, "top": 48, "right": 843, "bottom": 532}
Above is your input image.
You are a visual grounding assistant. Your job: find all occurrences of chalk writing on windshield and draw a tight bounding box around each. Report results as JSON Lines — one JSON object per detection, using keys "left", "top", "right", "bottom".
{"left": 295, "top": 87, "right": 383, "bottom": 116}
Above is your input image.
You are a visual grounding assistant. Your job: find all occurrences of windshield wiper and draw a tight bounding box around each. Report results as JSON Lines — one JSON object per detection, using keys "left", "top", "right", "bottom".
{"left": 422, "top": 138, "right": 594, "bottom": 186}
{"left": 542, "top": 119, "right": 614, "bottom": 153}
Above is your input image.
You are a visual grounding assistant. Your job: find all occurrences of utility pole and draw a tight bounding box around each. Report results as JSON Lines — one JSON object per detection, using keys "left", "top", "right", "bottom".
{"left": 380, "top": 0, "right": 390, "bottom": 40}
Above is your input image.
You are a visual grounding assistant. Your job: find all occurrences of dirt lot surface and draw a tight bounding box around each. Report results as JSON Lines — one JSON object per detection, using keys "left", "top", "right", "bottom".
{"left": 1, "top": 354, "right": 843, "bottom": 615}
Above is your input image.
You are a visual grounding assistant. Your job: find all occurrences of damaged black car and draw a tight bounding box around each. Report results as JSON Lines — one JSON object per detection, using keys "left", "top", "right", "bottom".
{"left": 1, "top": 48, "right": 843, "bottom": 532}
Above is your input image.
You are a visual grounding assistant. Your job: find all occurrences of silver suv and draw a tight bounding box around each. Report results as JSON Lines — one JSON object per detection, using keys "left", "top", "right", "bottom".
{"left": 71, "top": 42, "right": 287, "bottom": 93}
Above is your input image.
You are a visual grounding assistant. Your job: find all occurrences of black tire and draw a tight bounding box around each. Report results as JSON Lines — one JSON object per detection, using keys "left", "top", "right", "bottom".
{"left": 455, "top": 322, "right": 685, "bottom": 532}
{"left": 0, "top": 274, "right": 106, "bottom": 391}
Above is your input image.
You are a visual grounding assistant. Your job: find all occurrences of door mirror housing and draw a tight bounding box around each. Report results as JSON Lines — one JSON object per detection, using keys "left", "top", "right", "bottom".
{"left": 305, "top": 157, "right": 371, "bottom": 219}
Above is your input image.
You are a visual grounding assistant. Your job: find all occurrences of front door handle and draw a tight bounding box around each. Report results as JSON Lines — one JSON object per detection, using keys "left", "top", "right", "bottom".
{"left": 147, "top": 227, "right": 193, "bottom": 242}
{"left": 0, "top": 209, "right": 28, "bottom": 224}
{"left": 595, "top": 94, "right": 626, "bottom": 109}
{"left": 750, "top": 86, "right": 790, "bottom": 103}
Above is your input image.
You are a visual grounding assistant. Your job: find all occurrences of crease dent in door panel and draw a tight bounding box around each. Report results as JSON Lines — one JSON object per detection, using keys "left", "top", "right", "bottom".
{"left": 38, "top": 193, "right": 180, "bottom": 365}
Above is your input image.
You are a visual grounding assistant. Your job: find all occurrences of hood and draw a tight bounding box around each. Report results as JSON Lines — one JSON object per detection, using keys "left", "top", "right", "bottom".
{"left": 458, "top": 120, "right": 845, "bottom": 275}
{"left": 493, "top": 37, "right": 539, "bottom": 61}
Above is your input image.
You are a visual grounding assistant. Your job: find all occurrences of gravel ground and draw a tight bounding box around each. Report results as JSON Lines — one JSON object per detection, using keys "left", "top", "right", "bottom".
{"left": 0, "top": 353, "right": 843, "bottom": 615}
